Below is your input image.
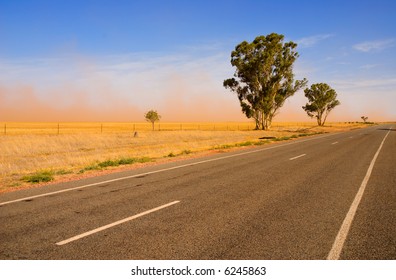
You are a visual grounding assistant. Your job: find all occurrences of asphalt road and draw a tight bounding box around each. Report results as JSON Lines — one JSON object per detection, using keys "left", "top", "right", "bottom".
{"left": 0, "top": 124, "right": 395, "bottom": 260}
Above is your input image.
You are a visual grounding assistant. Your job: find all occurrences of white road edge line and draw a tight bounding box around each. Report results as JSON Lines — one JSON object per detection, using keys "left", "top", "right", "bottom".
{"left": 327, "top": 128, "right": 392, "bottom": 260}
{"left": 56, "top": 200, "right": 180, "bottom": 246}
{"left": 0, "top": 132, "right": 339, "bottom": 206}
{"left": 289, "top": 154, "right": 306, "bottom": 161}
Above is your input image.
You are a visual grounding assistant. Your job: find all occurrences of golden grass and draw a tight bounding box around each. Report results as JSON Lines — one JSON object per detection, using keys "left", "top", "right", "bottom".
{"left": 0, "top": 121, "right": 369, "bottom": 191}
{"left": 0, "top": 121, "right": 327, "bottom": 135}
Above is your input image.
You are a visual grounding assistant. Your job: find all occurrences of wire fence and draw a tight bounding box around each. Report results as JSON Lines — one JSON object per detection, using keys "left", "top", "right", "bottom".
{"left": 0, "top": 122, "right": 317, "bottom": 135}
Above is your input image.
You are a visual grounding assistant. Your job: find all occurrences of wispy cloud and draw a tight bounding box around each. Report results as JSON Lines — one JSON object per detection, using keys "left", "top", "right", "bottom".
{"left": 360, "top": 64, "right": 380, "bottom": 70}
{"left": 296, "top": 34, "right": 334, "bottom": 48}
{"left": 332, "top": 77, "right": 396, "bottom": 90}
{"left": 353, "top": 39, "right": 395, "bottom": 52}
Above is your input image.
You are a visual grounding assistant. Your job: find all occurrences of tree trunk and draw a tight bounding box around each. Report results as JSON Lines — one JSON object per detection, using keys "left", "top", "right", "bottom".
{"left": 322, "top": 112, "right": 329, "bottom": 126}
{"left": 253, "top": 111, "right": 260, "bottom": 130}
{"left": 317, "top": 111, "right": 323, "bottom": 126}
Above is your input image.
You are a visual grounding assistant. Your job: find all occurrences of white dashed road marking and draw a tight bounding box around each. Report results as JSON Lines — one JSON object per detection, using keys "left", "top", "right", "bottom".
{"left": 289, "top": 154, "right": 306, "bottom": 161}
{"left": 56, "top": 200, "right": 180, "bottom": 245}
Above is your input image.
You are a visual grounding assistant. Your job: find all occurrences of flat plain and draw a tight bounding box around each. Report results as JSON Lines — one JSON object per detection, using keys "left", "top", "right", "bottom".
{"left": 0, "top": 122, "right": 369, "bottom": 192}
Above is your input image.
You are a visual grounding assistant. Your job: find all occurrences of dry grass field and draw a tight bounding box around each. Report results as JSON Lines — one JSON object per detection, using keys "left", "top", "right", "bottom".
{"left": 0, "top": 121, "right": 370, "bottom": 192}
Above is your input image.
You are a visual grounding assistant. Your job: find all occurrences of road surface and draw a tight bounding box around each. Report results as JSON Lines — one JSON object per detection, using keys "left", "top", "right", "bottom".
{"left": 0, "top": 124, "right": 395, "bottom": 259}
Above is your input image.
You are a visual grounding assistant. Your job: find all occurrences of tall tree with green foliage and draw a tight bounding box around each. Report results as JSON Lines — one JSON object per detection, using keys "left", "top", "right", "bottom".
{"left": 223, "top": 33, "right": 307, "bottom": 130}
{"left": 144, "top": 110, "right": 161, "bottom": 130}
{"left": 302, "top": 83, "right": 340, "bottom": 126}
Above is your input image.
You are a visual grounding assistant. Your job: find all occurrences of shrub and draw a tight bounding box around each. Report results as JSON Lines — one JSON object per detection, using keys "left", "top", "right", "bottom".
{"left": 214, "top": 144, "right": 233, "bottom": 150}
{"left": 135, "top": 157, "right": 152, "bottom": 163}
{"left": 22, "top": 171, "right": 54, "bottom": 183}
{"left": 98, "top": 160, "right": 119, "bottom": 168}
{"left": 118, "top": 158, "right": 136, "bottom": 165}
{"left": 79, "top": 157, "right": 152, "bottom": 173}
{"left": 55, "top": 169, "right": 73, "bottom": 175}
{"left": 236, "top": 141, "right": 254, "bottom": 147}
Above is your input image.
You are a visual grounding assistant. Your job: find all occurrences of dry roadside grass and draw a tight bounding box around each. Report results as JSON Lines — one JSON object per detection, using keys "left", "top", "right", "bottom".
{"left": 0, "top": 122, "right": 370, "bottom": 192}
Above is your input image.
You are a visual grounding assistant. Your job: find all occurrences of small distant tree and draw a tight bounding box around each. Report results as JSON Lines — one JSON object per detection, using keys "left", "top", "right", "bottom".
{"left": 145, "top": 110, "right": 161, "bottom": 130}
{"left": 361, "top": 116, "right": 368, "bottom": 123}
{"left": 302, "top": 83, "right": 340, "bottom": 126}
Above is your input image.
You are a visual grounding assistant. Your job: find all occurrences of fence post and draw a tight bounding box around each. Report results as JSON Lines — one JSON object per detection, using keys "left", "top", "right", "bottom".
{"left": 57, "top": 123, "right": 60, "bottom": 135}
{"left": 101, "top": 123, "right": 103, "bottom": 133}
{"left": 4, "top": 123, "right": 6, "bottom": 135}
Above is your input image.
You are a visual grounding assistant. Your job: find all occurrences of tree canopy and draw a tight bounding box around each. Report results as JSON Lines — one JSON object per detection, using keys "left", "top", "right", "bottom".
{"left": 302, "top": 83, "right": 340, "bottom": 126}
{"left": 223, "top": 33, "right": 307, "bottom": 130}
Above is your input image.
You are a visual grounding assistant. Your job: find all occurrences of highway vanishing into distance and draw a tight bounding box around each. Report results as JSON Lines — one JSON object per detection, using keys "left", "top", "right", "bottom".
{"left": 0, "top": 124, "right": 395, "bottom": 260}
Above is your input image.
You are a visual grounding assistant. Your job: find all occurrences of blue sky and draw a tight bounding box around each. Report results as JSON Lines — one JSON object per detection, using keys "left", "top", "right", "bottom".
{"left": 1, "top": 0, "right": 395, "bottom": 122}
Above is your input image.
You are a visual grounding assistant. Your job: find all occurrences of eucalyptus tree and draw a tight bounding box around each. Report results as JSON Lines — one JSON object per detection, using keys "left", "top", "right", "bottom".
{"left": 302, "top": 83, "right": 340, "bottom": 126}
{"left": 223, "top": 33, "right": 307, "bottom": 130}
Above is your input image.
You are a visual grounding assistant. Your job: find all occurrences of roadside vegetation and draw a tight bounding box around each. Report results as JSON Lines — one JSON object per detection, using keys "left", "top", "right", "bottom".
{"left": 0, "top": 122, "right": 373, "bottom": 192}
